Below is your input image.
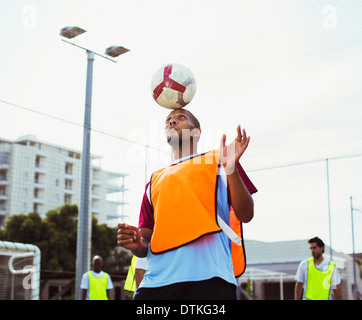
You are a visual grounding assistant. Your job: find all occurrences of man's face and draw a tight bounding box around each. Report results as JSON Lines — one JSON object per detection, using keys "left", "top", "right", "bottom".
{"left": 309, "top": 242, "right": 324, "bottom": 259}
{"left": 92, "top": 258, "right": 103, "bottom": 273}
{"left": 164, "top": 109, "right": 198, "bottom": 145}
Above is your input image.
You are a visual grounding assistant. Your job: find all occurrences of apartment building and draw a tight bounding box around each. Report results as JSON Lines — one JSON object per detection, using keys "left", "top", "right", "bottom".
{"left": 0, "top": 135, "right": 128, "bottom": 228}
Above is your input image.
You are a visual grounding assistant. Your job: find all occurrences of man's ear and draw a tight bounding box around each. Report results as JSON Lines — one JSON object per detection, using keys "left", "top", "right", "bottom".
{"left": 191, "top": 128, "right": 201, "bottom": 140}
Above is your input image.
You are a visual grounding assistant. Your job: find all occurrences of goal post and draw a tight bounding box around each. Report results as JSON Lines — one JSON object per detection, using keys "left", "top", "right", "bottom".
{"left": 0, "top": 241, "right": 41, "bottom": 300}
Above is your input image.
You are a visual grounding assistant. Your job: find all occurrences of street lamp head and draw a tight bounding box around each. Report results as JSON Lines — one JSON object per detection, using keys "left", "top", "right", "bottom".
{"left": 105, "top": 46, "right": 130, "bottom": 58}
{"left": 60, "top": 26, "right": 86, "bottom": 39}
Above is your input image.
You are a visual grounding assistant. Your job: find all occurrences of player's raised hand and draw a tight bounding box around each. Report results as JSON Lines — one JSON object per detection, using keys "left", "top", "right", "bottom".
{"left": 219, "top": 125, "right": 250, "bottom": 175}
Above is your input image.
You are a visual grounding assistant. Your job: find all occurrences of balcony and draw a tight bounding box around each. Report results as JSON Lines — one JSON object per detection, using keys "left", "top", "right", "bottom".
{"left": 68, "top": 151, "right": 81, "bottom": 160}
{"left": 0, "top": 186, "right": 6, "bottom": 200}
{"left": 33, "top": 197, "right": 45, "bottom": 204}
{"left": 33, "top": 203, "right": 44, "bottom": 214}
{"left": 92, "top": 185, "right": 102, "bottom": 199}
{"left": 105, "top": 171, "right": 128, "bottom": 194}
{"left": 91, "top": 199, "right": 101, "bottom": 214}
{"left": 0, "top": 170, "right": 8, "bottom": 185}
{"left": 64, "top": 179, "right": 73, "bottom": 194}
{"left": 0, "top": 163, "right": 9, "bottom": 170}
{"left": 64, "top": 194, "right": 72, "bottom": 204}
{"left": 0, "top": 174, "right": 8, "bottom": 185}
{"left": 0, "top": 152, "right": 10, "bottom": 170}
{"left": 0, "top": 200, "right": 6, "bottom": 215}
{"left": 35, "top": 155, "right": 46, "bottom": 173}
{"left": 34, "top": 172, "right": 46, "bottom": 187}
{"left": 34, "top": 165, "right": 46, "bottom": 174}
{"left": 65, "top": 162, "right": 74, "bottom": 176}
{"left": 34, "top": 188, "right": 45, "bottom": 204}
{"left": 106, "top": 184, "right": 128, "bottom": 194}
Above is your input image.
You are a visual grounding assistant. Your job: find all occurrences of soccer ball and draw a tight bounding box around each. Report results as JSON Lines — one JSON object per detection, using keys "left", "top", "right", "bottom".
{"left": 151, "top": 63, "right": 196, "bottom": 109}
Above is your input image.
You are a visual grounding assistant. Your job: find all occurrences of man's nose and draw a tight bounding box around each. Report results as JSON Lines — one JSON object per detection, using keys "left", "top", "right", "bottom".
{"left": 169, "top": 117, "right": 177, "bottom": 124}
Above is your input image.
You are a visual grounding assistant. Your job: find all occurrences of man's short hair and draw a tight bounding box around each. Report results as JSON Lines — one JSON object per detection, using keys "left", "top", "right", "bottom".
{"left": 168, "top": 108, "right": 200, "bottom": 129}
{"left": 308, "top": 237, "right": 325, "bottom": 252}
{"left": 183, "top": 109, "right": 201, "bottom": 129}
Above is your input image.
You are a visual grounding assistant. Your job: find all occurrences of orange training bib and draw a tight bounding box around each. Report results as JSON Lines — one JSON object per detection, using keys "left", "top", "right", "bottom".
{"left": 149, "top": 150, "right": 246, "bottom": 277}
{"left": 150, "top": 150, "right": 221, "bottom": 254}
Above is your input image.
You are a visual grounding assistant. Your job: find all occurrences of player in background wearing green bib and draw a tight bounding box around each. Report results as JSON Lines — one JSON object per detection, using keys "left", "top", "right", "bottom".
{"left": 81, "top": 255, "right": 114, "bottom": 300}
{"left": 295, "top": 237, "right": 341, "bottom": 300}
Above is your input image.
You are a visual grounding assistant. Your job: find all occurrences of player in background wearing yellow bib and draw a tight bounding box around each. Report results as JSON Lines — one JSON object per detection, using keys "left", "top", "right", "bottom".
{"left": 81, "top": 255, "right": 114, "bottom": 300}
{"left": 295, "top": 237, "right": 341, "bottom": 300}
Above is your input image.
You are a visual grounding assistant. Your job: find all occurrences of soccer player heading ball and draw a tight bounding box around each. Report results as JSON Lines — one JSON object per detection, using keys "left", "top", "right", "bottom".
{"left": 118, "top": 72, "right": 257, "bottom": 299}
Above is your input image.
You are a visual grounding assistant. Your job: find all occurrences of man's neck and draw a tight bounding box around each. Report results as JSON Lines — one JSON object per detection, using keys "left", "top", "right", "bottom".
{"left": 314, "top": 255, "right": 324, "bottom": 265}
{"left": 171, "top": 144, "right": 198, "bottom": 162}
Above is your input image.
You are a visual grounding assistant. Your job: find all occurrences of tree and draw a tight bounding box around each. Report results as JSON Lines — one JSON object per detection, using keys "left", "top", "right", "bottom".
{"left": 41, "top": 204, "right": 78, "bottom": 271}
{"left": 0, "top": 204, "right": 131, "bottom": 273}
{"left": 1, "top": 211, "right": 45, "bottom": 244}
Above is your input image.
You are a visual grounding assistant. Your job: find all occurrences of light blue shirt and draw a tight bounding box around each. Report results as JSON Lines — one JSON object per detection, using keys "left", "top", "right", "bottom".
{"left": 139, "top": 154, "right": 237, "bottom": 288}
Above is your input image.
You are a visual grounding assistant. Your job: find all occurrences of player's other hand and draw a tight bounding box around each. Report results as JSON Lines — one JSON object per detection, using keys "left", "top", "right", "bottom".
{"left": 117, "top": 223, "right": 142, "bottom": 251}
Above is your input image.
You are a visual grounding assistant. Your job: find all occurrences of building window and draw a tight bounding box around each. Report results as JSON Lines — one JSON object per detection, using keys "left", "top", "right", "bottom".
{"left": 64, "top": 194, "right": 72, "bottom": 204}
{"left": 34, "top": 188, "right": 42, "bottom": 199}
{"left": 35, "top": 155, "right": 40, "bottom": 168}
{"left": 0, "top": 186, "right": 6, "bottom": 196}
{"left": 0, "top": 171, "right": 6, "bottom": 181}
{"left": 65, "top": 162, "right": 73, "bottom": 175}
{"left": 65, "top": 179, "right": 72, "bottom": 190}
{"left": 68, "top": 151, "right": 80, "bottom": 159}
{"left": 0, "top": 152, "right": 9, "bottom": 164}
{"left": 34, "top": 172, "right": 45, "bottom": 184}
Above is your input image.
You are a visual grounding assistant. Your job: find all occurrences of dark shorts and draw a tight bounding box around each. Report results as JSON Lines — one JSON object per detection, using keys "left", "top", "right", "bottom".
{"left": 133, "top": 277, "right": 237, "bottom": 300}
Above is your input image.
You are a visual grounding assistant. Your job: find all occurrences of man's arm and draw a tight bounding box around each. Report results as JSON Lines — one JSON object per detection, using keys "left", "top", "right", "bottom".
{"left": 220, "top": 125, "right": 254, "bottom": 222}
{"left": 107, "top": 288, "right": 114, "bottom": 300}
{"left": 294, "top": 282, "right": 304, "bottom": 300}
{"left": 81, "top": 289, "right": 87, "bottom": 300}
{"left": 333, "top": 284, "right": 342, "bottom": 300}
{"left": 227, "top": 169, "right": 254, "bottom": 222}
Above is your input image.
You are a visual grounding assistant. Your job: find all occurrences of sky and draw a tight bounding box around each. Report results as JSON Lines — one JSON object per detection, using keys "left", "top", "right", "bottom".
{"left": 0, "top": 0, "right": 361, "bottom": 253}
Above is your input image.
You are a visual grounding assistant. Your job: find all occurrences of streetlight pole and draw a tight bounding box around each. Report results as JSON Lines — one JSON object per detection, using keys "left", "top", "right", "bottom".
{"left": 60, "top": 26, "right": 129, "bottom": 300}
{"left": 75, "top": 50, "right": 94, "bottom": 301}
{"left": 350, "top": 196, "right": 362, "bottom": 300}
